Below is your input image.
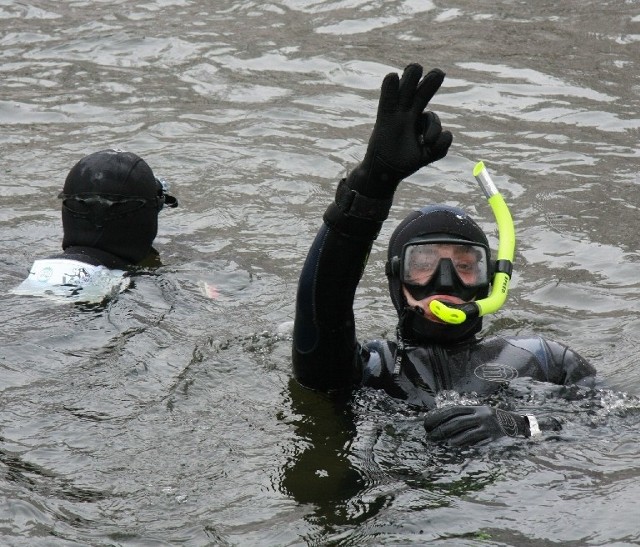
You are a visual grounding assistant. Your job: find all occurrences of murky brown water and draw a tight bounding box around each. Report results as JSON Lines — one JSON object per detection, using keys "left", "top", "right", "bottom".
{"left": 1, "top": 1, "right": 639, "bottom": 545}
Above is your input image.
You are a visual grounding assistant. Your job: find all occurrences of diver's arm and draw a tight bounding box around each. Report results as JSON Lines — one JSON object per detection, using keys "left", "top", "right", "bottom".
{"left": 543, "top": 339, "right": 597, "bottom": 387}
{"left": 292, "top": 171, "right": 397, "bottom": 392}
{"left": 292, "top": 216, "right": 382, "bottom": 391}
{"left": 292, "top": 63, "right": 452, "bottom": 392}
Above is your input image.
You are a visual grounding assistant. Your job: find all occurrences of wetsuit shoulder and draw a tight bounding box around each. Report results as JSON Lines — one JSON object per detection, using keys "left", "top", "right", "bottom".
{"left": 501, "top": 335, "right": 596, "bottom": 387}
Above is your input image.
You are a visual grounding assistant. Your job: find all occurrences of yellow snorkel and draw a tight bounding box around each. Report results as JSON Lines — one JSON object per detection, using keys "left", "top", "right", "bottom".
{"left": 429, "top": 161, "right": 515, "bottom": 324}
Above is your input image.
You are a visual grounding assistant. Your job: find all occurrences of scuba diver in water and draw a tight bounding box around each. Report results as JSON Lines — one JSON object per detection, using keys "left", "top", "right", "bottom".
{"left": 13, "top": 149, "right": 178, "bottom": 300}
{"left": 291, "top": 63, "right": 597, "bottom": 447}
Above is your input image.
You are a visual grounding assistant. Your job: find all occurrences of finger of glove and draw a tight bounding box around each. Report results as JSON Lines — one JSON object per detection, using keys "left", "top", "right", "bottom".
{"left": 423, "top": 405, "right": 477, "bottom": 431}
{"left": 419, "top": 112, "right": 452, "bottom": 163}
{"left": 421, "top": 112, "right": 442, "bottom": 145}
{"left": 413, "top": 68, "right": 445, "bottom": 113}
{"left": 447, "top": 427, "right": 493, "bottom": 447}
{"left": 426, "top": 131, "right": 453, "bottom": 163}
{"left": 376, "top": 72, "right": 400, "bottom": 116}
{"left": 397, "top": 63, "right": 424, "bottom": 111}
{"left": 427, "top": 415, "right": 479, "bottom": 441}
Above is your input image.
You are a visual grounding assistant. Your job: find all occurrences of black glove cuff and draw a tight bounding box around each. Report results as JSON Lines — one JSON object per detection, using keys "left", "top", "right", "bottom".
{"left": 334, "top": 178, "right": 393, "bottom": 221}
{"left": 323, "top": 203, "right": 383, "bottom": 241}
{"left": 322, "top": 179, "right": 393, "bottom": 241}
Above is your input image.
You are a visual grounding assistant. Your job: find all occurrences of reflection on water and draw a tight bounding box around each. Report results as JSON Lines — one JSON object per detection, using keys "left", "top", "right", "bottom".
{"left": 1, "top": 0, "right": 639, "bottom": 544}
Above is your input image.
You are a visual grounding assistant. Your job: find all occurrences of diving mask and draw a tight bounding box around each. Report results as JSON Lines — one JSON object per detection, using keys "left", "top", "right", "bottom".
{"left": 401, "top": 238, "right": 490, "bottom": 302}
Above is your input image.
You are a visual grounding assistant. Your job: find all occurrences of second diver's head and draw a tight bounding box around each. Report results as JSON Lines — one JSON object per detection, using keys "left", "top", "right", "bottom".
{"left": 386, "top": 204, "right": 491, "bottom": 345}
{"left": 59, "top": 149, "right": 177, "bottom": 265}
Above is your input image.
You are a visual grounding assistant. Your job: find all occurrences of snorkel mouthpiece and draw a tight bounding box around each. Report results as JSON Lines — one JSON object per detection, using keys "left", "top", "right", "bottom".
{"left": 429, "top": 300, "right": 479, "bottom": 325}
{"left": 429, "top": 161, "right": 515, "bottom": 324}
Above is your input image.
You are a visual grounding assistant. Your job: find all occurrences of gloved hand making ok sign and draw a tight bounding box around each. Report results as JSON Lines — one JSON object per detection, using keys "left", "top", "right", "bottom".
{"left": 347, "top": 63, "right": 453, "bottom": 199}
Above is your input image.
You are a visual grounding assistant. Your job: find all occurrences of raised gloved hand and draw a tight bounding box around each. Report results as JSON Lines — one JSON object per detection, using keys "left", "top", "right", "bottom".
{"left": 423, "top": 405, "right": 528, "bottom": 447}
{"left": 347, "top": 63, "right": 453, "bottom": 199}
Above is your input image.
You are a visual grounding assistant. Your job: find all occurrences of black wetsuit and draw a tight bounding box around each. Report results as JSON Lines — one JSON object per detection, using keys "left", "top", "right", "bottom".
{"left": 292, "top": 213, "right": 596, "bottom": 407}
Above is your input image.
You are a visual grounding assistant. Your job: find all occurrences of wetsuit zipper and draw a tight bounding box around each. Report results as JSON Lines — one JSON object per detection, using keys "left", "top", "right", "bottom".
{"left": 429, "top": 345, "right": 452, "bottom": 392}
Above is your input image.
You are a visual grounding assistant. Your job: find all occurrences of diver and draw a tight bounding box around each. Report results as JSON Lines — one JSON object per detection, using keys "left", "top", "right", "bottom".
{"left": 291, "top": 63, "right": 597, "bottom": 447}
{"left": 12, "top": 149, "right": 178, "bottom": 301}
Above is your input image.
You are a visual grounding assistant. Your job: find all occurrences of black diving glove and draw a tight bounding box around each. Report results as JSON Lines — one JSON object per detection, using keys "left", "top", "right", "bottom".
{"left": 347, "top": 63, "right": 453, "bottom": 199}
{"left": 423, "top": 405, "right": 530, "bottom": 447}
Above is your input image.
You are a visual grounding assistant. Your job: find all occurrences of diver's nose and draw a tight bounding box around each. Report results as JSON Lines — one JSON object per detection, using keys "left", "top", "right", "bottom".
{"left": 433, "top": 259, "right": 455, "bottom": 291}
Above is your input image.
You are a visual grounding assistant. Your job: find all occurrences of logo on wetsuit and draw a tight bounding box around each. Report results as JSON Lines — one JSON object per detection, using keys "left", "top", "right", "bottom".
{"left": 473, "top": 362, "right": 518, "bottom": 382}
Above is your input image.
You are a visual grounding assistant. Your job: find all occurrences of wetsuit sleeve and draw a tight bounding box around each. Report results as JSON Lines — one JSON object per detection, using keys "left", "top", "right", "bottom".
{"left": 292, "top": 179, "right": 392, "bottom": 392}
{"left": 543, "top": 339, "right": 597, "bottom": 387}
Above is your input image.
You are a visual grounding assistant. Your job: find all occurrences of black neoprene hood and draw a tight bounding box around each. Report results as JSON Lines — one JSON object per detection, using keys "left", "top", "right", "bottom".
{"left": 61, "top": 149, "right": 160, "bottom": 265}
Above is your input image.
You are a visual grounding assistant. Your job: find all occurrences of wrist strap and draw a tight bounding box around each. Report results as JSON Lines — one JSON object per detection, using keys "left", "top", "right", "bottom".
{"left": 323, "top": 179, "right": 393, "bottom": 241}
{"left": 334, "top": 178, "right": 393, "bottom": 221}
{"left": 524, "top": 414, "right": 541, "bottom": 438}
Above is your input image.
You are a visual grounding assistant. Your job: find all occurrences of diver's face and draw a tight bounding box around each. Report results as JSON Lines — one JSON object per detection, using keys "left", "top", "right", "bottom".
{"left": 401, "top": 243, "right": 484, "bottom": 323}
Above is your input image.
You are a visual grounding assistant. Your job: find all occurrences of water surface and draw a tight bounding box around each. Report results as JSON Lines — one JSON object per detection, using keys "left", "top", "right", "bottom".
{"left": 1, "top": 0, "right": 639, "bottom": 545}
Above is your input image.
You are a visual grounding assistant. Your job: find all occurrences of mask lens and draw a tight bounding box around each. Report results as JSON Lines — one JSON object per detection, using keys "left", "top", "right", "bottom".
{"left": 402, "top": 241, "right": 488, "bottom": 288}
